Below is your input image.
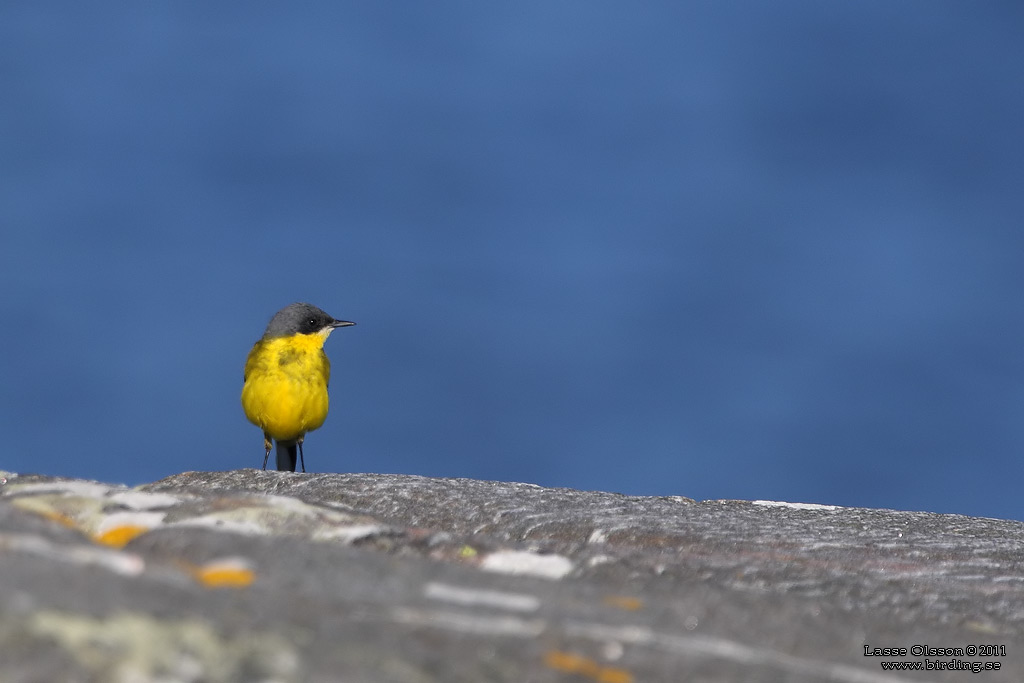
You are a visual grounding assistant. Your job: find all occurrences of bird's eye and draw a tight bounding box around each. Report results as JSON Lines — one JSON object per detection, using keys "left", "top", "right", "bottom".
{"left": 308, "top": 318, "right": 317, "bottom": 326}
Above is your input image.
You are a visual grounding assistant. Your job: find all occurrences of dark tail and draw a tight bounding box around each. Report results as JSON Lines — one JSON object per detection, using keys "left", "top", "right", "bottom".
{"left": 276, "top": 440, "right": 298, "bottom": 472}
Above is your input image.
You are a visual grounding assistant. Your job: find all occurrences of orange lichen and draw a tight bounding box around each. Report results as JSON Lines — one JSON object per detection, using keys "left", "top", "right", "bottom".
{"left": 196, "top": 566, "right": 255, "bottom": 588}
{"left": 93, "top": 524, "right": 149, "bottom": 548}
{"left": 543, "top": 650, "right": 633, "bottom": 683}
{"left": 45, "top": 510, "right": 80, "bottom": 528}
{"left": 182, "top": 559, "right": 255, "bottom": 588}
{"left": 602, "top": 595, "right": 644, "bottom": 611}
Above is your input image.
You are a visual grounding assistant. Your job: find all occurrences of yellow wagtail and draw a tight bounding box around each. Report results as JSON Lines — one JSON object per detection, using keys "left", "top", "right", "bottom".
{"left": 241, "top": 302, "right": 355, "bottom": 471}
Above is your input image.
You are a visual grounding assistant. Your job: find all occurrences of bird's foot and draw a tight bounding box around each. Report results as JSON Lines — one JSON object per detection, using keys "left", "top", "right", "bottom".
{"left": 261, "top": 434, "right": 272, "bottom": 470}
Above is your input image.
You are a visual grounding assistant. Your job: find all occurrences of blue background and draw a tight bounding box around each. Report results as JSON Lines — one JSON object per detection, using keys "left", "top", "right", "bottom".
{"left": 3, "top": 3, "right": 1023, "bottom": 520}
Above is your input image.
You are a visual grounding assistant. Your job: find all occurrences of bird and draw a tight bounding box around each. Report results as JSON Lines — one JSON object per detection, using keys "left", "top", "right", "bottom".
{"left": 241, "top": 302, "right": 355, "bottom": 472}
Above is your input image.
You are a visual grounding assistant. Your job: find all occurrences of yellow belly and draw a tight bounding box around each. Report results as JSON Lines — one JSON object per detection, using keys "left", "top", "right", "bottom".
{"left": 241, "top": 334, "right": 332, "bottom": 441}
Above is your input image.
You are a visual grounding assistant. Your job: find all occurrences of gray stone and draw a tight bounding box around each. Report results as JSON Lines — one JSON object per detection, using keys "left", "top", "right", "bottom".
{"left": 0, "top": 470, "right": 1019, "bottom": 681}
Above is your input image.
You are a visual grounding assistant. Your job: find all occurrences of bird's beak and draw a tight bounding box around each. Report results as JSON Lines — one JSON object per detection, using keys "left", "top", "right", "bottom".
{"left": 331, "top": 320, "right": 356, "bottom": 328}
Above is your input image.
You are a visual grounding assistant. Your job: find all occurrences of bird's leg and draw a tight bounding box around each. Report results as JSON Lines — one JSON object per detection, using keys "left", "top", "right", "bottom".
{"left": 261, "top": 433, "right": 272, "bottom": 470}
{"left": 298, "top": 435, "right": 306, "bottom": 473}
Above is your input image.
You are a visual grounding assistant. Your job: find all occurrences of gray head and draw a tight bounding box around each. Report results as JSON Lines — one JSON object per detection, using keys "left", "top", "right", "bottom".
{"left": 263, "top": 302, "right": 355, "bottom": 338}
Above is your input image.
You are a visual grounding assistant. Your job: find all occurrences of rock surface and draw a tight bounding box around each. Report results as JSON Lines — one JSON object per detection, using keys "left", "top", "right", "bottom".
{"left": 0, "top": 469, "right": 1021, "bottom": 681}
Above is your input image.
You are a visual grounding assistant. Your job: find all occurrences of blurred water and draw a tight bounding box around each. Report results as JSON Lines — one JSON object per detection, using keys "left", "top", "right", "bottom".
{"left": 2, "top": 2, "right": 1023, "bottom": 519}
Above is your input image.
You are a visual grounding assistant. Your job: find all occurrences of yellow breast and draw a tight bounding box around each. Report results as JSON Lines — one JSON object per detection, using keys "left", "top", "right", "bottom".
{"left": 241, "top": 333, "right": 333, "bottom": 441}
